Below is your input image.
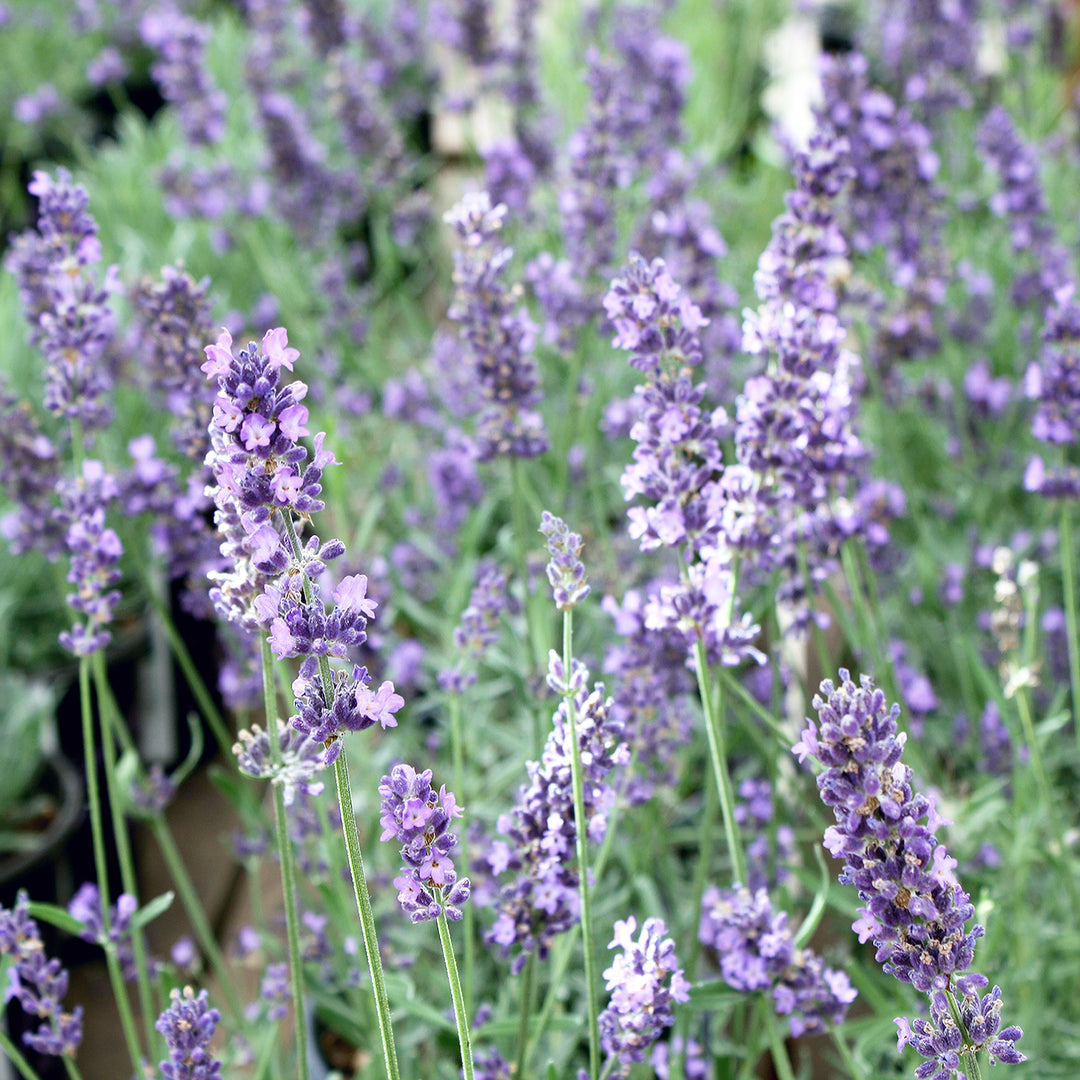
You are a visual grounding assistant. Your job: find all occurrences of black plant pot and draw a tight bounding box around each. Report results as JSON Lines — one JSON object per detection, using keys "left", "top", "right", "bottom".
{"left": 0, "top": 753, "right": 83, "bottom": 911}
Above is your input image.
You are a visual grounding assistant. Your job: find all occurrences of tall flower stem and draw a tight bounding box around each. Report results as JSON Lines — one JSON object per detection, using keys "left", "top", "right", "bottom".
{"left": 0, "top": 1027, "right": 43, "bottom": 1080}
{"left": 514, "top": 952, "right": 536, "bottom": 1080}
{"left": 91, "top": 653, "right": 161, "bottom": 1052}
{"left": 77, "top": 660, "right": 144, "bottom": 1076}
{"left": 278, "top": 513, "right": 400, "bottom": 1080}
{"left": 148, "top": 817, "right": 245, "bottom": 1025}
{"left": 510, "top": 457, "right": 543, "bottom": 754}
{"left": 1060, "top": 504, "right": 1080, "bottom": 763}
{"left": 260, "top": 638, "right": 310, "bottom": 1080}
{"left": 448, "top": 691, "right": 476, "bottom": 1015}
{"left": 332, "top": 750, "right": 401, "bottom": 1080}
{"left": 561, "top": 608, "right": 601, "bottom": 1080}
{"left": 436, "top": 911, "right": 475, "bottom": 1080}
{"left": 762, "top": 1004, "right": 797, "bottom": 1080}
{"left": 691, "top": 634, "right": 746, "bottom": 887}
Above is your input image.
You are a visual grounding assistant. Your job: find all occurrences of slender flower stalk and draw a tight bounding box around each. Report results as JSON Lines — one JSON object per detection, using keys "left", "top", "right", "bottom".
{"left": 540, "top": 512, "right": 601, "bottom": 1079}
{"left": 260, "top": 637, "right": 310, "bottom": 1080}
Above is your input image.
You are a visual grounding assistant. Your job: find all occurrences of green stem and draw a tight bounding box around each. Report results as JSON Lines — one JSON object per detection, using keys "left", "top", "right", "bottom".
{"left": 77, "top": 660, "right": 145, "bottom": 1076}
{"left": 61, "top": 1055, "right": 84, "bottom": 1080}
{"left": 1060, "top": 504, "right": 1080, "bottom": 764}
{"left": 691, "top": 634, "right": 746, "bottom": 886}
{"left": 515, "top": 952, "right": 536, "bottom": 1080}
{"left": 509, "top": 458, "right": 543, "bottom": 755}
{"left": 332, "top": 752, "right": 401, "bottom": 1080}
{"left": 149, "top": 817, "right": 246, "bottom": 1025}
{"left": 561, "top": 609, "right": 601, "bottom": 1080}
{"left": 437, "top": 912, "right": 475, "bottom": 1080}
{"left": 260, "top": 639, "right": 310, "bottom": 1080}
{"left": 1014, "top": 686, "right": 1053, "bottom": 805}
{"left": 829, "top": 1026, "right": 864, "bottom": 1080}
{"left": 0, "top": 1028, "right": 45, "bottom": 1080}
{"left": 763, "top": 1005, "right": 797, "bottom": 1080}
{"left": 449, "top": 691, "right": 476, "bottom": 1017}
{"left": 91, "top": 653, "right": 160, "bottom": 1053}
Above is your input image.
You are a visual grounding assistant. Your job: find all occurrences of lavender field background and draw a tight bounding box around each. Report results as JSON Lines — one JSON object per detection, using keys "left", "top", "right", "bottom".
{"left": 0, "top": 1, "right": 1076, "bottom": 1079}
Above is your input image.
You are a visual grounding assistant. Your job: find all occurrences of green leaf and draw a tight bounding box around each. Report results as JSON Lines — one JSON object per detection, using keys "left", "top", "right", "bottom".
{"left": 26, "top": 901, "right": 85, "bottom": 937}
{"left": 130, "top": 891, "right": 175, "bottom": 931}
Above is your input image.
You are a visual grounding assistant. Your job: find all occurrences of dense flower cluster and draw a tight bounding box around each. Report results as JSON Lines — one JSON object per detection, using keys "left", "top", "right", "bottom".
{"left": 201, "top": 326, "right": 341, "bottom": 628}
{"left": 818, "top": 52, "right": 946, "bottom": 373}
{"left": 598, "top": 915, "right": 690, "bottom": 1074}
{"left": 699, "top": 884, "right": 856, "bottom": 1037}
{"left": 539, "top": 510, "right": 589, "bottom": 611}
{"left": 0, "top": 892, "right": 83, "bottom": 1058}
{"left": 156, "top": 985, "right": 222, "bottom": 1080}
{"left": 56, "top": 461, "right": 123, "bottom": 657}
{"left": 4, "top": 168, "right": 118, "bottom": 433}
{"left": 607, "top": 253, "right": 762, "bottom": 665}
{"left": 444, "top": 191, "right": 548, "bottom": 461}
{"left": 978, "top": 103, "right": 1071, "bottom": 312}
{"left": 378, "top": 763, "right": 471, "bottom": 922}
{"left": 734, "top": 125, "right": 875, "bottom": 630}
{"left": 486, "top": 654, "right": 628, "bottom": 971}
{"left": 795, "top": 669, "right": 1025, "bottom": 1075}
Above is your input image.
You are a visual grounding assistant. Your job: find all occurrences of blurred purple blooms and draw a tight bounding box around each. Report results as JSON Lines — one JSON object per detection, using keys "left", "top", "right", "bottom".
{"left": 699, "top": 884, "right": 856, "bottom": 1037}
{"left": 445, "top": 191, "right": 548, "bottom": 461}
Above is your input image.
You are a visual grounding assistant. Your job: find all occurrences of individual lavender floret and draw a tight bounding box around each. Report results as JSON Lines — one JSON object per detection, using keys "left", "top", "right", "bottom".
{"left": 0, "top": 891, "right": 83, "bottom": 1058}
{"left": 233, "top": 724, "right": 326, "bottom": 806}
{"left": 4, "top": 169, "right": 119, "bottom": 433}
{"left": 56, "top": 461, "right": 123, "bottom": 658}
{"left": 794, "top": 669, "right": 1025, "bottom": 1075}
{"left": 486, "top": 655, "right": 628, "bottom": 971}
{"left": 444, "top": 191, "right": 548, "bottom": 461}
{"left": 539, "top": 511, "right": 589, "bottom": 611}
{"left": 699, "top": 885, "right": 856, "bottom": 1037}
{"left": 598, "top": 916, "right": 690, "bottom": 1074}
{"left": 378, "top": 764, "right": 471, "bottom": 922}
{"left": 156, "top": 985, "right": 222, "bottom": 1080}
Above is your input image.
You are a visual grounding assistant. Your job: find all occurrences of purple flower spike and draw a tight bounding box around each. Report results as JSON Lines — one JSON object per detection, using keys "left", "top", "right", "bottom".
{"left": 598, "top": 916, "right": 689, "bottom": 1072}
{"left": 797, "top": 669, "right": 1025, "bottom": 1077}
{"left": 155, "top": 986, "right": 222, "bottom": 1079}
{"left": 378, "top": 764, "right": 470, "bottom": 922}
{"left": 539, "top": 511, "right": 589, "bottom": 611}
{"left": 444, "top": 191, "right": 548, "bottom": 461}
{"left": 699, "top": 884, "right": 856, "bottom": 1037}
{"left": 0, "top": 892, "right": 82, "bottom": 1058}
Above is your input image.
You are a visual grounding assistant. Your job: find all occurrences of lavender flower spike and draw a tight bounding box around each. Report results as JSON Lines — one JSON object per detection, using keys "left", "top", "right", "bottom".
{"left": 378, "top": 764, "right": 471, "bottom": 922}
{"left": 155, "top": 985, "right": 222, "bottom": 1079}
{"left": 598, "top": 916, "right": 690, "bottom": 1074}
{"left": 794, "top": 669, "right": 1025, "bottom": 1076}
{"left": 540, "top": 510, "right": 589, "bottom": 611}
